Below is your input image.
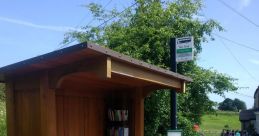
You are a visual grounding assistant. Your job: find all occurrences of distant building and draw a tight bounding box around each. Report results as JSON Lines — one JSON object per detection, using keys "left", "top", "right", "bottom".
{"left": 240, "top": 86, "right": 259, "bottom": 133}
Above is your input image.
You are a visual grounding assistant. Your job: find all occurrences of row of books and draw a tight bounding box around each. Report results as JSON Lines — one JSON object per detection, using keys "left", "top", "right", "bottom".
{"left": 107, "top": 127, "right": 129, "bottom": 136}
{"left": 108, "top": 109, "right": 128, "bottom": 121}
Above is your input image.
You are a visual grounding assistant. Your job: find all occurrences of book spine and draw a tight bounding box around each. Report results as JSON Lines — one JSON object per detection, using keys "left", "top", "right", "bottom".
{"left": 124, "top": 127, "right": 129, "bottom": 136}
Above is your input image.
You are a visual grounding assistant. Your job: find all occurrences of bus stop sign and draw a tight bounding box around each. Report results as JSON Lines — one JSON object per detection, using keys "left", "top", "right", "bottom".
{"left": 175, "top": 36, "right": 194, "bottom": 62}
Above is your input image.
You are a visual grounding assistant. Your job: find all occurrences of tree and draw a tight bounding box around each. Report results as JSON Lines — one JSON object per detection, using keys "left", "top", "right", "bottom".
{"left": 218, "top": 98, "right": 246, "bottom": 111}
{"left": 233, "top": 98, "right": 247, "bottom": 111}
{"left": 63, "top": 0, "right": 238, "bottom": 135}
{"left": 218, "top": 98, "right": 236, "bottom": 111}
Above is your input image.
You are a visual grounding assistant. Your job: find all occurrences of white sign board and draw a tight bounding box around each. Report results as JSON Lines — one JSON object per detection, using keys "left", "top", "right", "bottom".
{"left": 175, "top": 36, "right": 194, "bottom": 62}
{"left": 167, "top": 130, "right": 182, "bottom": 136}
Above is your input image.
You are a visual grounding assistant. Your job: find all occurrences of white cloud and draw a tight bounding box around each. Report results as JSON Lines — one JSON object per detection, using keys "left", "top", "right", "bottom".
{"left": 239, "top": 0, "right": 252, "bottom": 9}
{"left": 0, "top": 16, "right": 84, "bottom": 32}
{"left": 249, "top": 59, "right": 259, "bottom": 65}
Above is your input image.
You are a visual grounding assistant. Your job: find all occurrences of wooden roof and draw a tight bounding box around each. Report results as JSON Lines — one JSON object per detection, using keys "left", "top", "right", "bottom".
{"left": 0, "top": 42, "right": 192, "bottom": 92}
{"left": 239, "top": 108, "right": 258, "bottom": 121}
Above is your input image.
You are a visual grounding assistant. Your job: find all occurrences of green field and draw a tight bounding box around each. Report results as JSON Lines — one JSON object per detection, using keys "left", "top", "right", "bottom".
{"left": 200, "top": 111, "right": 240, "bottom": 136}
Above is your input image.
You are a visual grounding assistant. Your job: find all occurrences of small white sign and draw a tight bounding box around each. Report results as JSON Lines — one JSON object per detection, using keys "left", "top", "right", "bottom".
{"left": 176, "top": 36, "right": 194, "bottom": 62}
{"left": 167, "top": 131, "right": 182, "bottom": 136}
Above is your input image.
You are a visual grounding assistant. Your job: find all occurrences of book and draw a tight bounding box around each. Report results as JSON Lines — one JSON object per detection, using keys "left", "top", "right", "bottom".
{"left": 119, "top": 127, "right": 123, "bottom": 136}
{"left": 124, "top": 128, "right": 129, "bottom": 136}
{"left": 107, "top": 108, "right": 129, "bottom": 136}
{"left": 117, "top": 110, "right": 121, "bottom": 121}
{"left": 125, "top": 110, "right": 128, "bottom": 121}
{"left": 121, "top": 110, "right": 125, "bottom": 121}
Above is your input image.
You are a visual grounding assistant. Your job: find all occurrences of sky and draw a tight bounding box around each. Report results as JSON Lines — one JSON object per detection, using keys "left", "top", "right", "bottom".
{"left": 0, "top": 0, "right": 258, "bottom": 108}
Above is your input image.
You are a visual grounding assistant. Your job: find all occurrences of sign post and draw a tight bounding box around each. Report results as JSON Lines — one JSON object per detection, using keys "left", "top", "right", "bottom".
{"left": 168, "top": 36, "right": 193, "bottom": 136}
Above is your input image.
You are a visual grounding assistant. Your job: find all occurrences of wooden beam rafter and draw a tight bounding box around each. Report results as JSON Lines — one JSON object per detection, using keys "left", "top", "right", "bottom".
{"left": 111, "top": 60, "right": 184, "bottom": 92}
{"left": 49, "top": 57, "right": 111, "bottom": 89}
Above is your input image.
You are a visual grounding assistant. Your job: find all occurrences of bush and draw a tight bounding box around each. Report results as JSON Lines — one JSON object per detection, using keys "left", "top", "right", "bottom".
{"left": 0, "top": 102, "right": 6, "bottom": 136}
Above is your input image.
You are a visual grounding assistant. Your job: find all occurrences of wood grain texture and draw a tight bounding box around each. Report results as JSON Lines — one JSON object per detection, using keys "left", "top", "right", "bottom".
{"left": 40, "top": 72, "right": 57, "bottom": 136}
{"left": 87, "top": 97, "right": 105, "bottom": 136}
{"left": 49, "top": 57, "right": 111, "bottom": 89}
{"left": 111, "top": 60, "right": 182, "bottom": 91}
{"left": 5, "top": 82, "right": 15, "bottom": 136}
{"left": 56, "top": 93, "right": 105, "bottom": 136}
{"left": 56, "top": 96, "right": 64, "bottom": 136}
{"left": 15, "top": 89, "right": 41, "bottom": 136}
{"left": 63, "top": 96, "right": 84, "bottom": 136}
{"left": 134, "top": 88, "right": 144, "bottom": 136}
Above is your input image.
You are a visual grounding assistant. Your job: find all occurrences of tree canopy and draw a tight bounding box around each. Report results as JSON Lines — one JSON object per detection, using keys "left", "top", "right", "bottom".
{"left": 63, "top": 0, "right": 238, "bottom": 135}
{"left": 218, "top": 98, "right": 247, "bottom": 111}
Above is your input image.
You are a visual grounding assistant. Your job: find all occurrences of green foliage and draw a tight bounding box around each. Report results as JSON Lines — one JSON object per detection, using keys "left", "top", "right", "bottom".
{"left": 63, "top": 0, "right": 238, "bottom": 135}
{"left": 144, "top": 91, "right": 196, "bottom": 136}
{"left": 0, "top": 84, "right": 5, "bottom": 102}
{"left": 0, "top": 84, "right": 6, "bottom": 136}
{"left": 233, "top": 98, "right": 247, "bottom": 111}
{"left": 218, "top": 98, "right": 246, "bottom": 111}
{"left": 0, "top": 102, "right": 6, "bottom": 136}
{"left": 179, "top": 64, "right": 237, "bottom": 124}
{"left": 144, "top": 91, "right": 170, "bottom": 135}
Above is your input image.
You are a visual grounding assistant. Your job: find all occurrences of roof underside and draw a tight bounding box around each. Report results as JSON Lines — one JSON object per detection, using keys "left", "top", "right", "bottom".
{"left": 239, "top": 108, "right": 259, "bottom": 121}
{"left": 0, "top": 42, "right": 192, "bottom": 91}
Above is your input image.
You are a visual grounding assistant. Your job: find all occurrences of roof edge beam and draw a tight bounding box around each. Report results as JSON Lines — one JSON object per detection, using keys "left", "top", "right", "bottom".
{"left": 111, "top": 59, "right": 184, "bottom": 92}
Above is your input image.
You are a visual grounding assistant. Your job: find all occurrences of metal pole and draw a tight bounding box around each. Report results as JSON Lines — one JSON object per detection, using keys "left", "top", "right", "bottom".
{"left": 170, "top": 38, "right": 177, "bottom": 129}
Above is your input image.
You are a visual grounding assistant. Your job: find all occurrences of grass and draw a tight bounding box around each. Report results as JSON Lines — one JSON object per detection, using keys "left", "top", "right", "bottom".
{"left": 0, "top": 102, "right": 6, "bottom": 136}
{"left": 200, "top": 111, "right": 240, "bottom": 136}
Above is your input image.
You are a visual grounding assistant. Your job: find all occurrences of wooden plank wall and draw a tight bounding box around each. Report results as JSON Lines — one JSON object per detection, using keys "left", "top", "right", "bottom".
{"left": 15, "top": 89, "right": 41, "bottom": 136}
{"left": 6, "top": 82, "right": 16, "bottom": 136}
{"left": 40, "top": 73, "right": 57, "bottom": 136}
{"left": 56, "top": 93, "right": 105, "bottom": 136}
{"left": 6, "top": 74, "right": 146, "bottom": 136}
{"left": 6, "top": 73, "right": 57, "bottom": 136}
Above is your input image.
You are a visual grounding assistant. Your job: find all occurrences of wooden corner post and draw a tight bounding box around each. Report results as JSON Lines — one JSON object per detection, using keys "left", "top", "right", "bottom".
{"left": 134, "top": 88, "right": 144, "bottom": 136}
{"left": 40, "top": 72, "right": 57, "bottom": 136}
{"left": 6, "top": 82, "right": 16, "bottom": 136}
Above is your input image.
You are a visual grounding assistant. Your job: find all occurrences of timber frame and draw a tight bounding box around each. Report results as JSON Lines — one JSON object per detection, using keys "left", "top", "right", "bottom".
{"left": 0, "top": 42, "right": 192, "bottom": 136}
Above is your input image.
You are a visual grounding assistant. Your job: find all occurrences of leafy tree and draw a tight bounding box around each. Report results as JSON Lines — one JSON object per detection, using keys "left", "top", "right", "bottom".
{"left": 218, "top": 98, "right": 246, "bottom": 111}
{"left": 218, "top": 98, "right": 236, "bottom": 111}
{"left": 233, "top": 98, "right": 247, "bottom": 111}
{"left": 63, "top": 0, "right": 238, "bottom": 135}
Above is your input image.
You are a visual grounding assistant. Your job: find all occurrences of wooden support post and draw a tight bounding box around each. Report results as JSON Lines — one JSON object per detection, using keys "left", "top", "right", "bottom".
{"left": 134, "top": 88, "right": 144, "bottom": 136}
{"left": 40, "top": 72, "right": 57, "bottom": 136}
{"left": 6, "top": 82, "right": 16, "bottom": 136}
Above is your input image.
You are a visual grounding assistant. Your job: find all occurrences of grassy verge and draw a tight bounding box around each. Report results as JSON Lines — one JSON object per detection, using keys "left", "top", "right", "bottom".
{"left": 0, "top": 102, "right": 6, "bottom": 136}
{"left": 200, "top": 111, "right": 240, "bottom": 135}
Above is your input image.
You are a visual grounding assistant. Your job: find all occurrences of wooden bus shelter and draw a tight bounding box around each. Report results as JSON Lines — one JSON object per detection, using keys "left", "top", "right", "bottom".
{"left": 0, "top": 42, "right": 192, "bottom": 136}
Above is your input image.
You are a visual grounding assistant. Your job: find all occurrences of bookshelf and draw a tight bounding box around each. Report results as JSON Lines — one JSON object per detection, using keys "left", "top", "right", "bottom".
{"left": 106, "top": 98, "right": 131, "bottom": 136}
